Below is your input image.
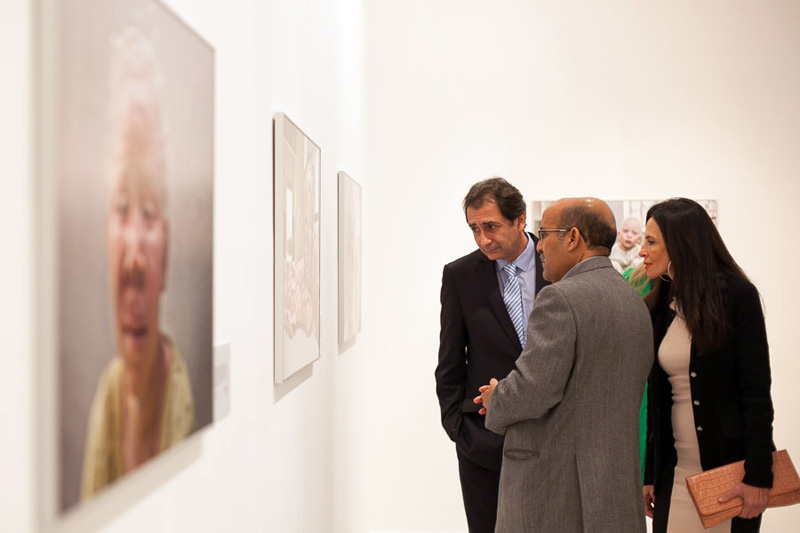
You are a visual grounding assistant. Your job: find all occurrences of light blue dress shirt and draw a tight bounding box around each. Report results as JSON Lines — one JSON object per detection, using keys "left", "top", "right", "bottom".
{"left": 496, "top": 233, "right": 537, "bottom": 347}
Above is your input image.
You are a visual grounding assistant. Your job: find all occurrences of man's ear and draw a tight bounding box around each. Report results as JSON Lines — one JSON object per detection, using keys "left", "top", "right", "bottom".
{"left": 566, "top": 227, "right": 581, "bottom": 251}
{"left": 516, "top": 212, "right": 527, "bottom": 231}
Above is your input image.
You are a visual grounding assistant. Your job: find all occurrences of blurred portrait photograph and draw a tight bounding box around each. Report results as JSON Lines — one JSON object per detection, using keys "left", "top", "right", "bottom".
{"left": 55, "top": 0, "right": 214, "bottom": 510}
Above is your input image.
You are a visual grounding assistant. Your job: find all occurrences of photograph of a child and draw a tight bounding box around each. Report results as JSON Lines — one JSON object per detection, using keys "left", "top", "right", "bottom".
{"left": 609, "top": 217, "right": 643, "bottom": 274}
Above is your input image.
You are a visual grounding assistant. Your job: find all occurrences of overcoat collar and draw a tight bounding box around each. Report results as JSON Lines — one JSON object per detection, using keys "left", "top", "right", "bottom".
{"left": 561, "top": 255, "right": 614, "bottom": 281}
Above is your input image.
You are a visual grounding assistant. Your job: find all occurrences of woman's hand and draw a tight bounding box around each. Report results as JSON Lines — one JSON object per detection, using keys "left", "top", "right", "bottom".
{"left": 643, "top": 484, "right": 655, "bottom": 518}
{"left": 718, "top": 482, "right": 769, "bottom": 519}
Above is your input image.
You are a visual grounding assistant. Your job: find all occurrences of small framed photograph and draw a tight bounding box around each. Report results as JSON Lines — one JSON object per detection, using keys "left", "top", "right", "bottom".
{"left": 338, "top": 171, "right": 362, "bottom": 346}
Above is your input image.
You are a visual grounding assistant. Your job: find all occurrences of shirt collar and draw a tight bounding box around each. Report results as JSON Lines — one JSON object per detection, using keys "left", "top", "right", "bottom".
{"left": 496, "top": 233, "right": 534, "bottom": 273}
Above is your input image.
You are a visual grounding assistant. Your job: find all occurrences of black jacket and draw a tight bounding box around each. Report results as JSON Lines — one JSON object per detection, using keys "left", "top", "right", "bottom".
{"left": 435, "top": 233, "right": 548, "bottom": 471}
{"left": 645, "top": 273, "right": 774, "bottom": 532}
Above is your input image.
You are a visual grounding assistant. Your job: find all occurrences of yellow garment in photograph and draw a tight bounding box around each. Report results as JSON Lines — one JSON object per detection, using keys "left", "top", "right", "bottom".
{"left": 80, "top": 336, "right": 195, "bottom": 500}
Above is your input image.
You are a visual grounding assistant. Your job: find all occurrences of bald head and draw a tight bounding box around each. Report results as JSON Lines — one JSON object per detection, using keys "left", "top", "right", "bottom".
{"left": 537, "top": 198, "right": 616, "bottom": 282}
{"left": 554, "top": 197, "right": 617, "bottom": 255}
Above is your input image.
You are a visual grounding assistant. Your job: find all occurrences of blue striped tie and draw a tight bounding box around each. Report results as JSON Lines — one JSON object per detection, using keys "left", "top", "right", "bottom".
{"left": 502, "top": 263, "right": 526, "bottom": 347}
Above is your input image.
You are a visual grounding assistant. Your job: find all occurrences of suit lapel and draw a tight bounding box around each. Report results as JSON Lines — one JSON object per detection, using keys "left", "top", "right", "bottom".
{"left": 476, "top": 254, "right": 523, "bottom": 352}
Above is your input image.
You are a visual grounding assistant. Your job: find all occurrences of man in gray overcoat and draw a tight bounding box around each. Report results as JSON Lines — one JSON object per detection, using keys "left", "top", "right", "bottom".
{"left": 476, "top": 197, "right": 653, "bottom": 532}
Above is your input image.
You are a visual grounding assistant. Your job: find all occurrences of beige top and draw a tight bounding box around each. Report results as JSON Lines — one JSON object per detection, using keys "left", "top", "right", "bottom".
{"left": 659, "top": 306, "right": 731, "bottom": 532}
{"left": 80, "top": 335, "right": 195, "bottom": 500}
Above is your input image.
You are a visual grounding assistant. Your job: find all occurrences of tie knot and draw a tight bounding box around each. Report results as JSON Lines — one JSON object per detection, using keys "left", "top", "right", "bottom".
{"left": 504, "top": 263, "right": 518, "bottom": 277}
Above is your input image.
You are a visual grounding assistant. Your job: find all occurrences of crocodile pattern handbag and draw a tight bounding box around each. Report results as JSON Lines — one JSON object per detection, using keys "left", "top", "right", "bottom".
{"left": 685, "top": 449, "right": 800, "bottom": 529}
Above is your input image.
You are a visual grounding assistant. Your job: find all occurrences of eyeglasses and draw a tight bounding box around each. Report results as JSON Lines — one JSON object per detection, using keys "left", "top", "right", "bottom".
{"left": 538, "top": 228, "right": 569, "bottom": 240}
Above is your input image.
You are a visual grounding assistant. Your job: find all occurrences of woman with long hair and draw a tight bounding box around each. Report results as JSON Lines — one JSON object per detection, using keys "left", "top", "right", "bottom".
{"left": 640, "top": 198, "right": 774, "bottom": 532}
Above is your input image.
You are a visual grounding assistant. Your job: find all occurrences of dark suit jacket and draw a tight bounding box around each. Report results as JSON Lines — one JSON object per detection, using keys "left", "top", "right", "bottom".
{"left": 645, "top": 273, "right": 774, "bottom": 533}
{"left": 435, "top": 232, "right": 547, "bottom": 471}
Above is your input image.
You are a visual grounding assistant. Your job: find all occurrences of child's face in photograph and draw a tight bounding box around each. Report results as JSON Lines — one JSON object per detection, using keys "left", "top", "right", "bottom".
{"left": 618, "top": 220, "right": 642, "bottom": 251}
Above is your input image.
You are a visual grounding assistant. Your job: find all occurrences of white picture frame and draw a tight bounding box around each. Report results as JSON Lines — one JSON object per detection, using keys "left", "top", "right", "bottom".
{"left": 273, "top": 113, "right": 321, "bottom": 383}
{"left": 337, "top": 171, "right": 362, "bottom": 346}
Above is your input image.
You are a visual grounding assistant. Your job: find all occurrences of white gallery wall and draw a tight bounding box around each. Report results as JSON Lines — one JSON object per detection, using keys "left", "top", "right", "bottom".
{"left": 358, "top": 1, "right": 800, "bottom": 531}
{"left": 1, "top": 0, "right": 34, "bottom": 530}
{"left": 1, "top": 0, "right": 799, "bottom": 532}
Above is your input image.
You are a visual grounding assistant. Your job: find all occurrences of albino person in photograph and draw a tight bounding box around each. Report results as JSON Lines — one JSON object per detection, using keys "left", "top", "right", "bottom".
{"left": 475, "top": 198, "right": 653, "bottom": 532}
{"left": 81, "top": 26, "right": 194, "bottom": 499}
{"left": 610, "top": 216, "right": 643, "bottom": 274}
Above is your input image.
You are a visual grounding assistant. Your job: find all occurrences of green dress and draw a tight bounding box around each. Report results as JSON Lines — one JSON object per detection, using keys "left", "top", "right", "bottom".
{"left": 622, "top": 267, "right": 651, "bottom": 483}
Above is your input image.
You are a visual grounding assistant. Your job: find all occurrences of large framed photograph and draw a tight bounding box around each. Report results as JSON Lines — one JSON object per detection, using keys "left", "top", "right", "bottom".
{"left": 273, "top": 113, "right": 321, "bottom": 383}
{"left": 39, "top": 0, "right": 214, "bottom": 513}
{"left": 338, "top": 171, "right": 362, "bottom": 346}
{"left": 530, "top": 199, "right": 718, "bottom": 274}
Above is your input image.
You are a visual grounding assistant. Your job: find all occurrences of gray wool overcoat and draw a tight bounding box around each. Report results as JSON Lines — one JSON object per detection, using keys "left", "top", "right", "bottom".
{"left": 485, "top": 256, "right": 653, "bottom": 533}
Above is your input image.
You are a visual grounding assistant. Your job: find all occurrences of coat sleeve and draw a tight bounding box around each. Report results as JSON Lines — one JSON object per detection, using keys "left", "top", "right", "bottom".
{"left": 435, "top": 265, "right": 467, "bottom": 442}
{"left": 731, "top": 280, "right": 775, "bottom": 488}
{"left": 484, "top": 285, "right": 576, "bottom": 435}
{"left": 643, "top": 372, "right": 655, "bottom": 485}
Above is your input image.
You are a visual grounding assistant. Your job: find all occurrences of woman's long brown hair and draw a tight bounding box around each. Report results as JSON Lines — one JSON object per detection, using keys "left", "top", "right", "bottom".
{"left": 643, "top": 198, "right": 748, "bottom": 355}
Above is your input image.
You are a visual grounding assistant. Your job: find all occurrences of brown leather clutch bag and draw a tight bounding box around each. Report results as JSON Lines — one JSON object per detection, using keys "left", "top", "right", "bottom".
{"left": 685, "top": 449, "right": 800, "bottom": 529}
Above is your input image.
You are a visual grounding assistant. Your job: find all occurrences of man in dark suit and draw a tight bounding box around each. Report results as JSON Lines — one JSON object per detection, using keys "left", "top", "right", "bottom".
{"left": 435, "top": 177, "right": 547, "bottom": 533}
